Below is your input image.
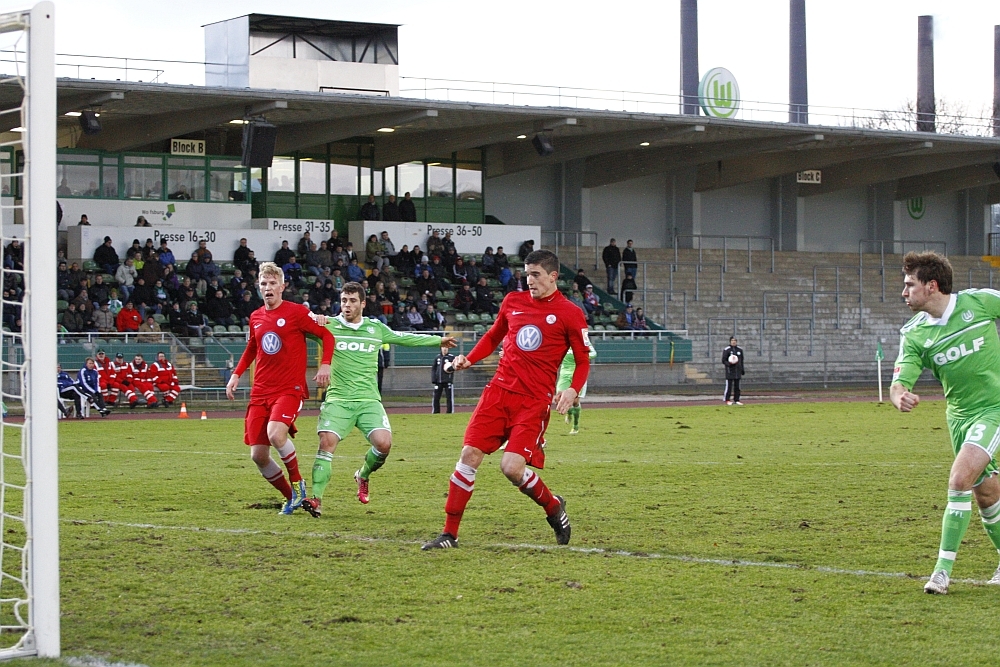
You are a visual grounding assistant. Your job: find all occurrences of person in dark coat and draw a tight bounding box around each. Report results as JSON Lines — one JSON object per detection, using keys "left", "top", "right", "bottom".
{"left": 622, "top": 239, "right": 638, "bottom": 279}
{"left": 399, "top": 192, "right": 417, "bottom": 222}
{"left": 382, "top": 194, "right": 401, "bottom": 221}
{"left": 93, "top": 236, "right": 120, "bottom": 275}
{"left": 602, "top": 238, "right": 622, "bottom": 293}
{"left": 360, "top": 194, "right": 381, "bottom": 221}
{"left": 430, "top": 345, "right": 456, "bottom": 414}
{"left": 722, "top": 336, "right": 746, "bottom": 405}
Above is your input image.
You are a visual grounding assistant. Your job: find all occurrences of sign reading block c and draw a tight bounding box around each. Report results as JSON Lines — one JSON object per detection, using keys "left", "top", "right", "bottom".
{"left": 698, "top": 67, "right": 740, "bottom": 119}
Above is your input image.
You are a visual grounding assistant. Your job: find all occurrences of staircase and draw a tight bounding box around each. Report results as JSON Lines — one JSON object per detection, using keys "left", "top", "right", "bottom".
{"left": 554, "top": 245, "right": 996, "bottom": 385}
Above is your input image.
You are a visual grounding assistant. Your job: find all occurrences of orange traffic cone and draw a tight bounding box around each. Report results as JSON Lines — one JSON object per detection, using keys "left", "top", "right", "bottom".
{"left": 200, "top": 411, "right": 208, "bottom": 420}
{"left": 178, "top": 403, "right": 189, "bottom": 418}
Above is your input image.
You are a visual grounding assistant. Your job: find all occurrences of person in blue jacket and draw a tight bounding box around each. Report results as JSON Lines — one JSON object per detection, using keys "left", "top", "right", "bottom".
{"left": 57, "top": 364, "right": 83, "bottom": 418}
{"left": 75, "top": 357, "right": 111, "bottom": 417}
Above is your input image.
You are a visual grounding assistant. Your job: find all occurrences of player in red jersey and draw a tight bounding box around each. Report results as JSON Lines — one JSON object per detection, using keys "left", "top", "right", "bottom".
{"left": 423, "top": 250, "right": 591, "bottom": 549}
{"left": 152, "top": 351, "right": 181, "bottom": 406}
{"left": 226, "top": 262, "right": 335, "bottom": 515}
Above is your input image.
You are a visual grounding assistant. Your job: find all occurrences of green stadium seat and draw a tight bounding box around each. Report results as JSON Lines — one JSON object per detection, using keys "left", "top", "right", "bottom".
{"left": 220, "top": 262, "right": 235, "bottom": 273}
{"left": 481, "top": 313, "right": 494, "bottom": 323}
{"left": 436, "top": 301, "right": 451, "bottom": 313}
{"left": 454, "top": 313, "right": 467, "bottom": 323}
{"left": 82, "top": 260, "right": 98, "bottom": 272}
{"left": 472, "top": 324, "right": 486, "bottom": 334}
{"left": 443, "top": 290, "right": 455, "bottom": 300}
{"left": 152, "top": 313, "right": 166, "bottom": 324}
{"left": 227, "top": 325, "right": 242, "bottom": 333}
{"left": 594, "top": 324, "right": 606, "bottom": 331}
{"left": 57, "top": 300, "right": 68, "bottom": 312}
{"left": 434, "top": 290, "right": 444, "bottom": 299}
{"left": 242, "top": 324, "right": 250, "bottom": 332}
{"left": 176, "top": 261, "right": 188, "bottom": 272}
{"left": 466, "top": 313, "right": 480, "bottom": 323}
{"left": 212, "top": 325, "right": 228, "bottom": 335}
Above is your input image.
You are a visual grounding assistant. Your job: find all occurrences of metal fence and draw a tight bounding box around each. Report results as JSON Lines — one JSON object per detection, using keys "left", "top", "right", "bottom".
{"left": 540, "top": 231, "right": 599, "bottom": 270}
{"left": 673, "top": 234, "right": 774, "bottom": 273}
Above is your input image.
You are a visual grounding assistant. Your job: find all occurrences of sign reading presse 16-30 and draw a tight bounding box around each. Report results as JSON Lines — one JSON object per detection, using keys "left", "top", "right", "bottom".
{"left": 698, "top": 67, "right": 740, "bottom": 119}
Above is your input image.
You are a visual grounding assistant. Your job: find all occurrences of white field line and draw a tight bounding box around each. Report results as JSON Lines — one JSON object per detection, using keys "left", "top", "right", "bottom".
{"left": 63, "top": 518, "right": 987, "bottom": 586}
{"left": 71, "top": 449, "right": 943, "bottom": 468}
{"left": 66, "top": 656, "right": 150, "bottom": 667}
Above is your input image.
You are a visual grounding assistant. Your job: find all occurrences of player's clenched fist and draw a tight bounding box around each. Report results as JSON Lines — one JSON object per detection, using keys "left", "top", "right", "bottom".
{"left": 452, "top": 354, "right": 472, "bottom": 371}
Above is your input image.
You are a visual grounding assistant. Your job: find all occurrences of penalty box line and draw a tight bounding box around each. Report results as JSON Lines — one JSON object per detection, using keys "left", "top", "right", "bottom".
{"left": 64, "top": 518, "right": 980, "bottom": 585}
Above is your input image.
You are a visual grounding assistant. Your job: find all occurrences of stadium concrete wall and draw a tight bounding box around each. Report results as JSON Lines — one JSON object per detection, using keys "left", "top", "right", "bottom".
{"left": 484, "top": 165, "right": 560, "bottom": 229}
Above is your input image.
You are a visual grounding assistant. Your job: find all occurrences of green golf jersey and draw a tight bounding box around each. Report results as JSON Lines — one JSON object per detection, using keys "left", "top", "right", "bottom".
{"left": 557, "top": 344, "right": 597, "bottom": 389}
{"left": 323, "top": 315, "right": 443, "bottom": 402}
{"left": 893, "top": 289, "right": 1000, "bottom": 419}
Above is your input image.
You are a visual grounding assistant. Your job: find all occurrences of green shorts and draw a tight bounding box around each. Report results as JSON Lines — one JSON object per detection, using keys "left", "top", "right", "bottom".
{"left": 317, "top": 400, "right": 391, "bottom": 442}
{"left": 947, "top": 410, "right": 1000, "bottom": 486}
{"left": 556, "top": 377, "right": 587, "bottom": 399}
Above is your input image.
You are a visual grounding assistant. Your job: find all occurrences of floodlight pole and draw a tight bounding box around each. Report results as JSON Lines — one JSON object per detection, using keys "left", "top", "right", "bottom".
{"left": 26, "top": 1, "right": 58, "bottom": 658}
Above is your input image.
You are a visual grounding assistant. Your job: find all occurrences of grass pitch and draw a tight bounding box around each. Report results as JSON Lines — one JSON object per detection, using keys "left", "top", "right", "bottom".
{"left": 31, "top": 400, "right": 1000, "bottom": 666}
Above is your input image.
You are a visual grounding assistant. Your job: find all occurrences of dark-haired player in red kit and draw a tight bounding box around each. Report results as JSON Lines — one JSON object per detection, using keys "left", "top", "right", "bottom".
{"left": 227, "top": 262, "right": 335, "bottom": 515}
{"left": 422, "top": 249, "right": 591, "bottom": 549}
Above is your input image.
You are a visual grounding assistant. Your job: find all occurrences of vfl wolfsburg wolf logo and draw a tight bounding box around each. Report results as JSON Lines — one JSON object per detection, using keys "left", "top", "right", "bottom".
{"left": 907, "top": 197, "right": 925, "bottom": 220}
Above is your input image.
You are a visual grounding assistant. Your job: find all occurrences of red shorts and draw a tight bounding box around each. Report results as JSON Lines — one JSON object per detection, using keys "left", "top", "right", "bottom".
{"left": 464, "top": 383, "right": 550, "bottom": 469}
{"left": 244, "top": 394, "right": 303, "bottom": 446}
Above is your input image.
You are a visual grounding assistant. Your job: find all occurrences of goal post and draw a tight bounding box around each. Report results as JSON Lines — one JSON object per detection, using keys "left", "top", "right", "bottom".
{"left": 0, "top": 1, "right": 57, "bottom": 660}
{"left": 25, "top": 1, "right": 58, "bottom": 659}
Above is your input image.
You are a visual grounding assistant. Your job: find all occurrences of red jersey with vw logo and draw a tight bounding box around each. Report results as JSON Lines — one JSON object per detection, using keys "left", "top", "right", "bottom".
{"left": 466, "top": 289, "right": 591, "bottom": 399}
{"left": 234, "top": 300, "right": 335, "bottom": 401}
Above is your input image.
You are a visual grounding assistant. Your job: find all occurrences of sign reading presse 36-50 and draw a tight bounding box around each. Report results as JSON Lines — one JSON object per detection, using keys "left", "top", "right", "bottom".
{"left": 698, "top": 67, "right": 740, "bottom": 119}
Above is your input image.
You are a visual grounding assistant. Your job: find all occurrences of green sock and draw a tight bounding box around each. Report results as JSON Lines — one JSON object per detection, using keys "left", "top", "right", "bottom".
{"left": 934, "top": 490, "right": 973, "bottom": 575}
{"left": 311, "top": 451, "right": 333, "bottom": 500}
{"left": 358, "top": 446, "right": 387, "bottom": 481}
{"left": 979, "top": 498, "right": 1000, "bottom": 554}
{"left": 569, "top": 406, "right": 581, "bottom": 429}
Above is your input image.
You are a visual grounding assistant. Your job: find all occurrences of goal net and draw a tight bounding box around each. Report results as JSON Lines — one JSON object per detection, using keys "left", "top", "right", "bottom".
{"left": 0, "top": 2, "right": 57, "bottom": 660}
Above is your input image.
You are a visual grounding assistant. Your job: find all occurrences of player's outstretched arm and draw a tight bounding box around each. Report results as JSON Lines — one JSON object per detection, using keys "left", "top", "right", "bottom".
{"left": 890, "top": 382, "right": 919, "bottom": 412}
{"left": 225, "top": 373, "right": 240, "bottom": 400}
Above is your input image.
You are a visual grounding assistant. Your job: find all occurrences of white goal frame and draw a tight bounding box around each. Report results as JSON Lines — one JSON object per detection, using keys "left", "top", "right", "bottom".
{"left": 0, "top": 2, "right": 56, "bottom": 660}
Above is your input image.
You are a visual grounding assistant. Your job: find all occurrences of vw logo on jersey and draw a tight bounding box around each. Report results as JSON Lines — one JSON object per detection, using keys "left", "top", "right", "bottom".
{"left": 516, "top": 325, "right": 543, "bottom": 351}
{"left": 261, "top": 331, "right": 282, "bottom": 355}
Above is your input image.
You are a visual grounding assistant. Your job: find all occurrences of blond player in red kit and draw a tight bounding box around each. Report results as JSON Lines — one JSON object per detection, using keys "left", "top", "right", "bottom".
{"left": 227, "top": 262, "right": 335, "bottom": 515}
{"left": 423, "top": 250, "right": 591, "bottom": 549}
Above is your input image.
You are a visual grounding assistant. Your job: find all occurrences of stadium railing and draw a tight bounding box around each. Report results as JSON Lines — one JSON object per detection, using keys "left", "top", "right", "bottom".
{"left": 762, "top": 290, "right": 863, "bottom": 331}
{"left": 540, "top": 230, "right": 599, "bottom": 271}
{"left": 617, "top": 260, "right": 724, "bottom": 303}
{"left": 707, "top": 316, "right": 815, "bottom": 359}
{"left": 672, "top": 234, "right": 774, "bottom": 273}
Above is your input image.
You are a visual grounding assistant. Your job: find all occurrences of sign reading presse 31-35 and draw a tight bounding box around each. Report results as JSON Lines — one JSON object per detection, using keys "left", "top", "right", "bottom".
{"left": 698, "top": 67, "right": 740, "bottom": 119}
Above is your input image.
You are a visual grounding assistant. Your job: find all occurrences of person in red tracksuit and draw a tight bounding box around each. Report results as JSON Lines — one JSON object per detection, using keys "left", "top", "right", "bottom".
{"left": 108, "top": 353, "right": 137, "bottom": 407}
{"left": 152, "top": 351, "right": 181, "bottom": 406}
{"left": 129, "top": 354, "right": 159, "bottom": 408}
{"left": 94, "top": 349, "right": 114, "bottom": 404}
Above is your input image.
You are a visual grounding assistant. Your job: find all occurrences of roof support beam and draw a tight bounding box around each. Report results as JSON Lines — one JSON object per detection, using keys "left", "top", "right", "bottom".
{"left": 274, "top": 109, "right": 437, "bottom": 154}
{"left": 583, "top": 134, "right": 825, "bottom": 189}
{"left": 800, "top": 150, "right": 999, "bottom": 196}
{"left": 496, "top": 124, "right": 708, "bottom": 177}
{"left": 894, "top": 163, "right": 1000, "bottom": 199}
{"left": 695, "top": 141, "right": 935, "bottom": 191}
{"left": 373, "top": 119, "right": 547, "bottom": 169}
{"left": 77, "top": 100, "right": 287, "bottom": 152}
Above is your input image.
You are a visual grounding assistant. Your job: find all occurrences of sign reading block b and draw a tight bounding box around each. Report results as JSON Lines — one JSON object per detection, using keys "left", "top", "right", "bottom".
{"left": 171, "top": 138, "right": 206, "bottom": 156}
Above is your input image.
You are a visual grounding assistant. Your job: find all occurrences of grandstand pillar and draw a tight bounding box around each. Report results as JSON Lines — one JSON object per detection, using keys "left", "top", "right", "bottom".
{"left": 770, "top": 175, "right": 803, "bottom": 251}
{"left": 668, "top": 168, "right": 698, "bottom": 248}
{"left": 916, "top": 15, "right": 936, "bottom": 133}
{"left": 960, "top": 187, "right": 991, "bottom": 256}
{"left": 560, "top": 159, "right": 587, "bottom": 234}
{"left": 867, "top": 182, "right": 896, "bottom": 244}
{"left": 680, "top": 0, "right": 699, "bottom": 115}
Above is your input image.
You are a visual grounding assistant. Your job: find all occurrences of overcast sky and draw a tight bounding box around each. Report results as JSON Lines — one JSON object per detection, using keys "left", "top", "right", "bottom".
{"left": 4, "top": 0, "right": 1000, "bottom": 117}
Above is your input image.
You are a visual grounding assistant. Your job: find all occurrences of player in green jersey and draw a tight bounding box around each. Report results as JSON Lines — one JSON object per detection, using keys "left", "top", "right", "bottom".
{"left": 556, "top": 343, "right": 596, "bottom": 434}
{"left": 301, "top": 282, "right": 456, "bottom": 516}
{"left": 891, "top": 252, "right": 1000, "bottom": 594}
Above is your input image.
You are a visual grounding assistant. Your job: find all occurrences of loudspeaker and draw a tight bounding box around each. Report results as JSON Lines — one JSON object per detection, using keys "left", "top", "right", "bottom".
{"left": 241, "top": 121, "right": 278, "bottom": 168}
{"left": 79, "top": 110, "right": 101, "bottom": 135}
{"left": 532, "top": 133, "right": 554, "bottom": 157}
